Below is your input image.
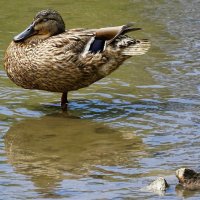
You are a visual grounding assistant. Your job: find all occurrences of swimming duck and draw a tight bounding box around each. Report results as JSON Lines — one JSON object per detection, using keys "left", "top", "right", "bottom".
{"left": 176, "top": 168, "right": 200, "bottom": 190}
{"left": 4, "top": 9, "right": 150, "bottom": 111}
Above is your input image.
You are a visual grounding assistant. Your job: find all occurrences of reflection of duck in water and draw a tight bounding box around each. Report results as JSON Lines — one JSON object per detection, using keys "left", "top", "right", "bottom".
{"left": 4, "top": 9, "right": 150, "bottom": 110}
{"left": 5, "top": 114, "right": 143, "bottom": 195}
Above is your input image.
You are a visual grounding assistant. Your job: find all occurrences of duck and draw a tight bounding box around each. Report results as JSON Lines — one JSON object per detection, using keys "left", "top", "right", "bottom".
{"left": 4, "top": 9, "right": 150, "bottom": 111}
{"left": 176, "top": 168, "right": 200, "bottom": 190}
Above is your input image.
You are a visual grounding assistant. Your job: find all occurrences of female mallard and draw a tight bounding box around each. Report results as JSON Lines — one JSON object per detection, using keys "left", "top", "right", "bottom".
{"left": 4, "top": 9, "right": 150, "bottom": 110}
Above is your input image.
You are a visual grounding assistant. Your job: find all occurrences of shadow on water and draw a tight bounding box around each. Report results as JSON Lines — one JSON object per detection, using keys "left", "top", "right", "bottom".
{"left": 4, "top": 113, "right": 145, "bottom": 196}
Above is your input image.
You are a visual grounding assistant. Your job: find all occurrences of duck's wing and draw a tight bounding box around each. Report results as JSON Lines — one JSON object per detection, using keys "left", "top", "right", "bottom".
{"left": 42, "top": 22, "right": 150, "bottom": 55}
{"left": 95, "top": 23, "right": 141, "bottom": 42}
{"left": 35, "top": 29, "right": 96, "bottom": 56}
{"left": 37, "top": 23, "right": 150, "bottom": 62}
{"left": 80, "top": 23, "right": 150, "bottom": 56}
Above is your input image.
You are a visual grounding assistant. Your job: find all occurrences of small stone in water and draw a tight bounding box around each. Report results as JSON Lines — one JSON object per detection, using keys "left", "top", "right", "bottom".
{"left": 147, "top": 177, "right": 169, "bottom": 195}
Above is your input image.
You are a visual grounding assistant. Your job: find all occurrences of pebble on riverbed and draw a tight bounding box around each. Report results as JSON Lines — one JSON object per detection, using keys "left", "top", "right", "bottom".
{"left": 176, "top": 168, "right": 200, "bottom": 190}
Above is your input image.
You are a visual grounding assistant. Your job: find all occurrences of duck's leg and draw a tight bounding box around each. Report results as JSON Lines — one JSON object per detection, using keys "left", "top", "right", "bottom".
{"left": 61, "top": 92, "right": 68, "bottom": 111}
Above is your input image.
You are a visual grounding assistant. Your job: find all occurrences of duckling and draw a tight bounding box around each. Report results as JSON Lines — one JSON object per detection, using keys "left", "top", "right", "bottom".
{"left": 176, "top": 168, "right": 200, "bottom": 190}
{"left": 4, "top": 9, "right": 150, "bottom": 111}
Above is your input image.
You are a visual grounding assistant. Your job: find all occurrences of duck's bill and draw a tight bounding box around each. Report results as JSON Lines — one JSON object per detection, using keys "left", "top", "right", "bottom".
{"left": 13, "top": 23, "right": 36, "bottom": 42}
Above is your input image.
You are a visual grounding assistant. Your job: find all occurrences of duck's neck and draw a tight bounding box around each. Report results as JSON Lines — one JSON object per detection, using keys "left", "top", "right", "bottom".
{"left": 16, "top": 30, "right": 66, "bottom": 45}
{"left": 20, "top": 34, "right": 52, "bottom": 45}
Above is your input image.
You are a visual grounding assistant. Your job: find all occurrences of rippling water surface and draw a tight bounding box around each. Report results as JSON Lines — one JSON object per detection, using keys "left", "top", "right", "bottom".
{"left": 0, "top": 0, "right": 200, "bottom": 199}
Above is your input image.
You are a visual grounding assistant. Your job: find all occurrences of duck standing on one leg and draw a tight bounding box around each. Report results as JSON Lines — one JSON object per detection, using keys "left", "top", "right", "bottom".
{"left": 4, "top": 9, "right": 150, "bottom": 111}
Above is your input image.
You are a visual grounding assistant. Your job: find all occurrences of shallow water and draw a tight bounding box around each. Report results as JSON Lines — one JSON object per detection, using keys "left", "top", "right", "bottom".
{"left": 0, "top": 0, "right": 200, "bottom": 199}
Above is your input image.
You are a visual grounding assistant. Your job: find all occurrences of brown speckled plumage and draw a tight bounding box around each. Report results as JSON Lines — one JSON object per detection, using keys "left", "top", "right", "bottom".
{"left": 176, "top": 168, "right": 200, "bottom": 190}
{"left": 4, "top": 9, "right": 150, "bottom": 110}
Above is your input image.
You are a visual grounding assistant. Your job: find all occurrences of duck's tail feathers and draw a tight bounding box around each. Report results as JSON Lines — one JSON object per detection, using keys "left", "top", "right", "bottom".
{"left": 122, "top": 22, "right": 142, "bottom": 34}
{"left": 121, "top": 39, "right": 150, "bottom": 56}
{"left": 108, "top": 23, "right": 141, "bottom": 44}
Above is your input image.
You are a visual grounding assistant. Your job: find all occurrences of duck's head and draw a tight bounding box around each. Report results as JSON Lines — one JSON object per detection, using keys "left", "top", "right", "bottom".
{"left": 13, "top": 9, "right": 65, "bottom": 42}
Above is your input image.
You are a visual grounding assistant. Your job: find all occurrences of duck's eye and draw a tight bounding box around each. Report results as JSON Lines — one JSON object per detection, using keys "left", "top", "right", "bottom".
{"left": 43, "top": 18, "right": 48, "bottom": 22}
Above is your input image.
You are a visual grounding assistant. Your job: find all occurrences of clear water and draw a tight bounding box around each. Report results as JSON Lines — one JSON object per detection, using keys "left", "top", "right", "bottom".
{"left": 0, "top": 0, "right": 200, "bottom": 199}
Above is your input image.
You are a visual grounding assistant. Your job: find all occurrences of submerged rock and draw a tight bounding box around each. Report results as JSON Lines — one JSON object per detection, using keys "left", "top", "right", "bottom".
{"left": 143, "top": 177, "right": 169, "bottom": 196}
{"left": 147, "top": 177, "right": 169, "bottom": 191}
{"left": 176, "top": 168, "right": 200, "bottom": 190}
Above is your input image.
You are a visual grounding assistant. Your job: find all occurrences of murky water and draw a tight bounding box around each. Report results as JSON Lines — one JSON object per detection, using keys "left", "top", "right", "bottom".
{"left": 0, "top": 0, "right": 200, "bottom": 199}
